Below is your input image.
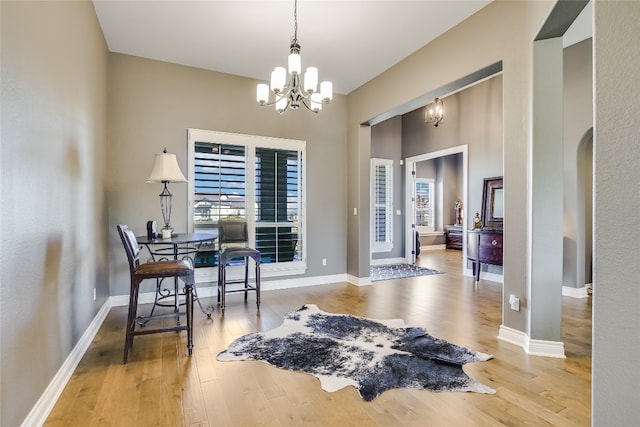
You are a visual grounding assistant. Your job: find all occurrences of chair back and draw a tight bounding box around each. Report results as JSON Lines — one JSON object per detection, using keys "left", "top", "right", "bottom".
{"left": 117, "top": 224, "right": 141, "bottom": 272}
{"left": 218, "top": 219, "right": 249, "bottom": 247}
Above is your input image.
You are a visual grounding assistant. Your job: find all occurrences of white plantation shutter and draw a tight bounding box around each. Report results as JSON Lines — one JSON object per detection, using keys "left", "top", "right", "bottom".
{"left": 371, "top": 158, "right": 393, "bottom": 252}
{"left": 415, "top": 178, "right": 435, "bottom": 232}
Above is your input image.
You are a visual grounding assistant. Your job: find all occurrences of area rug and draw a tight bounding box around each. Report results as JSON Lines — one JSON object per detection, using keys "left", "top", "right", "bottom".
{"left": 217, "top": 304, "right": 494, "bottom": 401}
{"left": 370, "top": 263, "right": 443, "bottom": 282}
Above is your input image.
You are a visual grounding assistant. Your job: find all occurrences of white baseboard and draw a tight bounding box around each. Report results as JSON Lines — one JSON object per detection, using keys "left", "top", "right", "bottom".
{"left": 347, "top": 274, "right": 372, "bottom": 286}
{"left": 527, "top": 338, "right": 566, "bottom": 358}
{"left": 498, "top": 325, "right": 566, "bottom": 358}
{"left": 110, "top": 273, "right": 351, "bottom": 307}
{"left": 370, "top": 257, "right": 404, "bottom": 266}
{"left": 421, "top": 244, "right": 446, "bottom": 251}
{"left": 562, "top": 285, "right": 590, "bottom": 299}
{"left": 21, "top": 300, "right": 112, "bottom": 427}
{"left": 463, "top": 268, "right": 504, "bottom": 284}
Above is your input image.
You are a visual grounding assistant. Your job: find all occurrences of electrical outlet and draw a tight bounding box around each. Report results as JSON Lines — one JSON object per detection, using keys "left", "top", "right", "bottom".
{"left": 509, "top": 294, "right": 520, "bottom": 311}
{"left": 322, "top": 258, "right": 327, "bottom": 266}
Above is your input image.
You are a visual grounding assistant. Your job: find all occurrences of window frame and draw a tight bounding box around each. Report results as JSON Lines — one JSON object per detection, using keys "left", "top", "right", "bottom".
{"left": 415, "top": 177, "right": 435, "bottom": 233}
{"left": 371, "top": 158, "right": 394, "bottom": 253}
{"left": 187, "top": 129, "right": 306, "bottom": 278}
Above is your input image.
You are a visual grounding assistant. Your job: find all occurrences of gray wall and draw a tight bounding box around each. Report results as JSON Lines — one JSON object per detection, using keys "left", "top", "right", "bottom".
{"left": 593, "top": 1, "right": 640, "bottom": 423}
{"left": 0, "top": 2, "right": 109, "bottom": 426}
{"left": 563, "top": 38, "right": 593, "bottom": 289}
{"left": 107, "top": 54, "right": 348, "bottom": 296}
{"left": 402, "top": 75, "right": 503, "bottom": 230}
{"left": 370, "top": 116, "right": 403, "bottom": 260}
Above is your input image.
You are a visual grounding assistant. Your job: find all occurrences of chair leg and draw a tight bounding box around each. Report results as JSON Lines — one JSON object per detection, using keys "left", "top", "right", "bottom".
{"left": 123, "top": 280, "right": 140, "bottom": 364}
{"left": 220, "top": 264, "right": 226, "bottom": 315}
{"left": 255, "top": 263, "right": 261, "bottom": 310}
{"left": 185, "top": 283, "right": 194, "bottom": 356}
{"left": 244, "top": 258, "right": 249, "bottom": 301}
{"left": 217, "top": 262, "right": 222, "bottom": 303}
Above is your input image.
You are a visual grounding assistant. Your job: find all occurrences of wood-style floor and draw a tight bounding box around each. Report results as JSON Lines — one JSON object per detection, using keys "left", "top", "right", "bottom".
{"left": 44, "top": 249, "right": 591, "bottom": 426}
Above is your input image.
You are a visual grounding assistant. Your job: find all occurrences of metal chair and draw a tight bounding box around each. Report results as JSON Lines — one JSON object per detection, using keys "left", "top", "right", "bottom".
{"left": 217, "top": 219, "right": 261, "bottom": 315}
{"left": 117, "top": 224, "right": 194, "bottom": 363}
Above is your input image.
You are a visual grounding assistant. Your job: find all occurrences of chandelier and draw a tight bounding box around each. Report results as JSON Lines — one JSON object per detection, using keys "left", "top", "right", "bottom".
{"left": 256, "top": 0, "right": 333, "bottom": 114}
{"left": 425, "top": 98, "right": 444, "bottom": 127}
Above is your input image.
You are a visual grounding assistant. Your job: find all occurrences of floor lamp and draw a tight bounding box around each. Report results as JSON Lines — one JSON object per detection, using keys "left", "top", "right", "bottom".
{"left": 146, "top": 148, "right": 187, "bottom": 239}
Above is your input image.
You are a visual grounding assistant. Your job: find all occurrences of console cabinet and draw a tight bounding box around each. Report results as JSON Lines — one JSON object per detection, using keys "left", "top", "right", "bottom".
{"left": 445, "top": 225, "right": 464, "bottom": 250}
{"left": 467, "top": 229, "right": 503, "bottom": 282}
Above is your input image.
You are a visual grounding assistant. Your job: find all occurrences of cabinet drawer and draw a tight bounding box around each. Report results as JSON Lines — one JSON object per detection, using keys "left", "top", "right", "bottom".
{"left": 478, "top": 233, "right": 503, "bottom": 265}
{"left": 479, "top": 233, "right": 502, "bottom": 249}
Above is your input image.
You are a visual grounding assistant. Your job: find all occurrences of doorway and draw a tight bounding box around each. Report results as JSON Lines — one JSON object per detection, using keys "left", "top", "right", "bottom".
{"left": 405, "top": 145, "right": 468, "bottom": 270}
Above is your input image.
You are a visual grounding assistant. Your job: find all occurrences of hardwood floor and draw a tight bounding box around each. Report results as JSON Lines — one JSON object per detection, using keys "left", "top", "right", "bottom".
{"left": 44, "top": 249, "right": 591, "bottom": 426}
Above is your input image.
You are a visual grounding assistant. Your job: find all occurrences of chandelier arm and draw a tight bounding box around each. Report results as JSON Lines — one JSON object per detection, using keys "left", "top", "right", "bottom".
{"left": 300, "top": 97, "right": 320, "bottom": 114}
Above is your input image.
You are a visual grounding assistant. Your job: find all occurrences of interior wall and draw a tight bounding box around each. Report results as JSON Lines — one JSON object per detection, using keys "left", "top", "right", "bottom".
{"left": 441, "top": 154, "right": 463, "bottom": 227}
{"left": 107, "top": 53, "right": 348, "bottom": 296}
{"left": 347, "top": 0, "right": 554, "bottom": 336}
{"left": 562, "top": 38, "right": 593, "bottom": 289}
{"left": 592, "top": 1, "right": 640, "bottom": 423}
{"left": 0, "top": 2, "right": 109, "bottom": 426}
{"left": 402, "top": 75, "right": 503, "bottom": 231}
{"left": 370, "top": 116, "right": 403, "bottom": 260}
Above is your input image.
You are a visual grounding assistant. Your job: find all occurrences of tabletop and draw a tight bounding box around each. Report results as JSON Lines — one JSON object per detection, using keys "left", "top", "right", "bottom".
{"left": 136, "top": 232, "right": 217, "bottom": 245}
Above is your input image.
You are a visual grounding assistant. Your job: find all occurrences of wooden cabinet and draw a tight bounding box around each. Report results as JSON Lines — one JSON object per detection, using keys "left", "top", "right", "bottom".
{"left": 467, "top": 229, "right": 503, "bottom": 282}
{"left": 445, "top": 225, "right": 463, "bottom": 250}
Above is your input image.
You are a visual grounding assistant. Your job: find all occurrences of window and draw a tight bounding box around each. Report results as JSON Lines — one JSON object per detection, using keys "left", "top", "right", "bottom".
{"left": 415, "top": 178, "right": 435, "bottom": 233}
{"left": 371, "top": 158, "right": 393, "bottom": 252}
{"left": 188, "top": 129, "right": 305, "bottom": 276}
{"left": 255, "top": 148, "right": 301, "bottom": 264}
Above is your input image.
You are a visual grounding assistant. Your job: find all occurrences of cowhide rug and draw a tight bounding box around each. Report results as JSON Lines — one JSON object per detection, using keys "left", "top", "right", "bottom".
{"left": 217, "top": 304, "right": 495, "bottom": 401}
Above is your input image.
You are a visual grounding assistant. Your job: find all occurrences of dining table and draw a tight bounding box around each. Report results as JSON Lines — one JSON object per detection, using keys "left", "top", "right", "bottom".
{"left": 136, "top": 232, "right": 217, "bottom": 318}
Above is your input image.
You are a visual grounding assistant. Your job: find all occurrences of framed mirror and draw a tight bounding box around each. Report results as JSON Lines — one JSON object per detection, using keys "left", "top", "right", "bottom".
{"left": 481, "top": 176, "right": 503, "bottom": 230}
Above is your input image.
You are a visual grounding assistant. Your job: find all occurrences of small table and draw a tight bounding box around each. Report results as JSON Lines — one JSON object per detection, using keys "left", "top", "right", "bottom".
{"left": 137, "top": 232, "right": 217, "bottom": 318}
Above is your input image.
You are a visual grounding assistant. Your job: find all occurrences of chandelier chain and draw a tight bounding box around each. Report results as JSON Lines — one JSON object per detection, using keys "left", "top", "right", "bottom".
{"left": 292, "top": 0, "right": 298, "bottom": 44}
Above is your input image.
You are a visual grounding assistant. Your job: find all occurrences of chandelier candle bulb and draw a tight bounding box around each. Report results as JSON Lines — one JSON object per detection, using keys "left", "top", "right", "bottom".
{"left": 271, "top": 67, "right": 286, "bottom": 93}
{"left": 276, "top": 96, "right": 288, "bottom": 113}
{"left": 320, "top": 81, "right": 333, "bottom": 102}
{"left": 288, "top": 53, "right": 301, "bottom": 75}
{"left": 257, "top": 83, "right": 269, "bottom": 104}
{"left": 304, "top": 67, "right": 318, "bottom": 93}
{"left": 310, "top": 93, "right": 322, "bottom": 111}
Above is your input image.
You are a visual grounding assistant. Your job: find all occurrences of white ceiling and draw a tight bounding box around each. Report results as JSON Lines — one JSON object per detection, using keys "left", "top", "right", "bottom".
{"left": 92, "top": 0, "right": 493, "bottom": 95}
{"left": 92, "top": 0, "right": 592, "bottom": 96}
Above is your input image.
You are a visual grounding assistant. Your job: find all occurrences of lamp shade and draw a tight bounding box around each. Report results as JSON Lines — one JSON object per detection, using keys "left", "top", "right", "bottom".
{"left": 146, "top": 152, "right": 187, "bottom": 183}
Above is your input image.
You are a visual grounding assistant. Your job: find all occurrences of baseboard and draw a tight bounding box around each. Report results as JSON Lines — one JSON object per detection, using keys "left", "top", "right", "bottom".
{"left": 370, "top": 257, "right": 404, "bottom": 266}
{"left": 463, "top": 268, "right": 504, "bottom": 284}
{"left": 497, "top": 325, "right": 528, "bottom": 349}
{"left": 110, "top": 273, "right": 351, "bottom": 307}
{"left": 562, "top": 285, "right": 590, "bottom": 299}
{"left": 21, "top": 299, "right": 112, "bottom": 427}
{"left": 498, "top": 325, "right": 566, "bottom": 358}
{"left": 347, "top": 274, "right": 372, "bottom": 286}
{"left": 421, "top": 244, "right": 446, "bottom": 251}
{"left": 526, "top": 338, "right": 566, "bottom": 358}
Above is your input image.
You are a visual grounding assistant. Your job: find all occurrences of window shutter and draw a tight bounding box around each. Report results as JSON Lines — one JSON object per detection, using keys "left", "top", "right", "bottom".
{"left": 193, "top": 142, "right": 246, "bottom": 225}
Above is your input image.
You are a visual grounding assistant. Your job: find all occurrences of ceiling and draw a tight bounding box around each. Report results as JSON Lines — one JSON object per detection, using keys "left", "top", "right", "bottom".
{"left": 92, "top": 1, "right": 592, "bottom": 96}
{"left": 92, "top": 0, "right": 493, "bottom": 95}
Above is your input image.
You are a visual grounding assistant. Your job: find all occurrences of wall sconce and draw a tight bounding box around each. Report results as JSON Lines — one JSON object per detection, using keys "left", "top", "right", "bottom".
{"left": 425, "top": 98, "right": 444, "bottom": 127}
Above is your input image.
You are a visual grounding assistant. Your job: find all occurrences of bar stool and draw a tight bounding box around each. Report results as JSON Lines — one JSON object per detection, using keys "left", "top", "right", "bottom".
{"left": 117, "top": 224, "right": 194, "bottom": 363}
{"left": 217, "top": 219, "right": 261, "bottom": 315}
